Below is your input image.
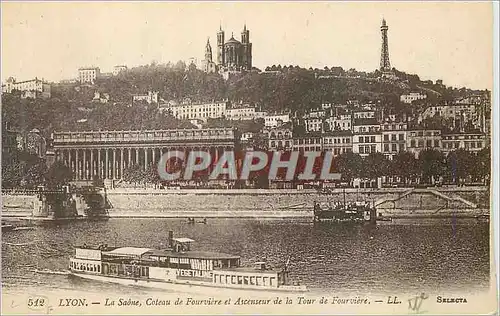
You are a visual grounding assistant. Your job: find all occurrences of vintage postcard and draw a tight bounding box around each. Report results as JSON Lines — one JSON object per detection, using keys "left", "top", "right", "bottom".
{"left": 1, "top": 1, "right": 498, "bottom": 315}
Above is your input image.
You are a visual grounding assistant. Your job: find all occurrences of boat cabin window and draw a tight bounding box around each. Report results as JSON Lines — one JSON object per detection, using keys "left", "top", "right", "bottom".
{"left": 213, "top": 260, "right": 222, "bottom": 268}
{"left": 254, "top": 262, "right": 267, "bottom": 270}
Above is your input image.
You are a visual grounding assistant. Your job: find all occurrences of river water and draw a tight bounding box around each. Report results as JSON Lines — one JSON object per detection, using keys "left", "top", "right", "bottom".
{"left": 1, "top": 217, "right": 491, "bottom": 297}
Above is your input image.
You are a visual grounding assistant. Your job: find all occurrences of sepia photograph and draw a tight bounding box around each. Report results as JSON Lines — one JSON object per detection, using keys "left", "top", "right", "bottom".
{"left": 1, "top": 1, "right": 498, "bottom": 315}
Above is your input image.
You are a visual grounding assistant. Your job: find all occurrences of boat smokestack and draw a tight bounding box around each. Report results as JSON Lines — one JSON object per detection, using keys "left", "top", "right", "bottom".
{"left": 168, "top": 231, "right": 173, "bottom": 248}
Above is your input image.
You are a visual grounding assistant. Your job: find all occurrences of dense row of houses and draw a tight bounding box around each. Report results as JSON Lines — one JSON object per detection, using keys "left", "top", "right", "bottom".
{"left": 263, "top": 122, "right": 488, "bottom": 160}
{"left": 261, "top": 96, "right": 489, "bottom": 159}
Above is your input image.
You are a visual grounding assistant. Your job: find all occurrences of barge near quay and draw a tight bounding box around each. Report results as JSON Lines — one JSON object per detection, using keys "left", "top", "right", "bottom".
{"left": 313, "top": 190, "right": 377, "bottom": 223}
{"left": 69, "top": 231, "right": 307, "bottom": 294}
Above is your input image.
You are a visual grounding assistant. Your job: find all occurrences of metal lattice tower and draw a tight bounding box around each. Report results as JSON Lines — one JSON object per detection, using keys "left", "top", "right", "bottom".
{"left": 380, "top": 18, "right": 391, "bottom": 72}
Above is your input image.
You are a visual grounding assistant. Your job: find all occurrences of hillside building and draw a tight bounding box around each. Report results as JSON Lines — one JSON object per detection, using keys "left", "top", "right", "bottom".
{"left": 400, "top": 92, "right": 426, "bottom": 104}
{"left": 133, "top": 91, "right": 159, "bottom": 104}
{"left": 161, "top": 100, "right": 227, "bottom": 121}
{"left": 2, "top": 77, "right": 51, "bottom": 99}
{"left": 79, "top": 67, "right": 100, "bottom": 84}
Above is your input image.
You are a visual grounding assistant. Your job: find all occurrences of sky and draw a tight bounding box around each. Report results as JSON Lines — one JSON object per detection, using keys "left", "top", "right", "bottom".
{"left": 1, "top": 2, "right": 494, "bottom": 90}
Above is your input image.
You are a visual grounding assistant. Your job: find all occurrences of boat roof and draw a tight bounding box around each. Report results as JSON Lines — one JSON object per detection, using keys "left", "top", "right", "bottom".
{"left": 223, "top": 266, "right": 280, "bottom": 274}
{"left": 146, "top": 249, "right": 240, "bottom": 260}
{"left": 105, "top": 247, "right": 153, "bottom": 257}
{"left": 173, "top": 237, "right": 195, "bottom": 243}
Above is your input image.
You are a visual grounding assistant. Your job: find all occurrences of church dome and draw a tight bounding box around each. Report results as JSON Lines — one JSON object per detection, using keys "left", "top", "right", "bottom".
{"left": 225, "top": 36, "right": 241, "bottom": 45}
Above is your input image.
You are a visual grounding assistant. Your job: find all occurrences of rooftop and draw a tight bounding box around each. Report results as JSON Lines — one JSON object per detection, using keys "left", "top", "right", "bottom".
{"left": 146, "top": 249, "right": 240, "bottom": 260}
{"left": 105, "top": 247, "right": 153, "bottom": 257}
{"left": 353, "top": 118, "right": 379, "bottom": 126}
{"left": 173, "top": 237, "right": 195, "bottom": 243}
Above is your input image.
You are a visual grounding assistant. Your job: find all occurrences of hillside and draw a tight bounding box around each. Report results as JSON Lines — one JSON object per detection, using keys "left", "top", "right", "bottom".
{"left": 1, "top": 62, "right": 488, "bottom": 137}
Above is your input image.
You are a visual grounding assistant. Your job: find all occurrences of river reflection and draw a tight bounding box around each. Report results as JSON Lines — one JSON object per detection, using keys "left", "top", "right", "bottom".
{"left": 1, "top": 217, "right": 490, "bottom": 296}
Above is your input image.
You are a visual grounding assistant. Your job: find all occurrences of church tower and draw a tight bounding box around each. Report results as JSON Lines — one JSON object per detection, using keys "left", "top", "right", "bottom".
{"left": 380, "top": 18, "right": 391, "bottom": 72}
{"left": 241, "top": 24, "right": 252, "bottom": 70}
{"left": 217, "top": 25, "right": 225, "bottom": 66}
{"left": 205, "top": 38, "right": 213, "bottom": 62}
{"left": 203, "top": 37, "right": 217, "bottom": 73}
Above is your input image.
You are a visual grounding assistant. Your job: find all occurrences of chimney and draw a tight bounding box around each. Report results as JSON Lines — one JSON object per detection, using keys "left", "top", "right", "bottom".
{"left": 168, "top": 231, "right": 173, "bottom": 248}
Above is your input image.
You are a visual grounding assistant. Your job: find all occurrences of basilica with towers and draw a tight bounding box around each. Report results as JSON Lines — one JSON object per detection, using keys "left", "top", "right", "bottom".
{"left": 202, "top": 24, "right": 253, "bottom": 74}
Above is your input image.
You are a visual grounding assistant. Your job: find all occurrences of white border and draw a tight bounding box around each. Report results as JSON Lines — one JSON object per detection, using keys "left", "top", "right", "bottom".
{"left": 493, "top": 0, "right": 499, "bottom": 302}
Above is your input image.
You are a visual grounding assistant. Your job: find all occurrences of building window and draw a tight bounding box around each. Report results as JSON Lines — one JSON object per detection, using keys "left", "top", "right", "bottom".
{"left": 370, "top": 136, "right": 375, "bottom": 143}
{"left": 391, "top": 144, "right": 397, "bottom": 152}
{"left": 426, "top": 140, "right": 432, "bottom": 147}
{"left": 359, "top": 136, "right": 364, "bottom": 143}
{"left": 384, "top": 135, "right": 389, "bottom": 141}
{"left": 399, "top": 134, "right": 404, "bottom": 141}
{"left": 384, "top": 144, "right": 389, "bottom": 152}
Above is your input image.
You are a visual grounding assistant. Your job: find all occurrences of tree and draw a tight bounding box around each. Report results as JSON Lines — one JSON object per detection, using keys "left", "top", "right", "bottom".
{"left": 123, "top": 164, "right": 144, "bottom": 183}
{"left": 45, "top": 161, "right": 73, "bottom": 188}
{"left": 445, "top": 149, "right": 475, "bottom": 184}
{"left": 419, "top": 149, "right": 446, "bottom": 184}
{"left": 475, "top": 147, "right": 491, "bottom": 184}
{"left": 335, "top": 152, "right": 363, "bottom": 182}
{"left": 363, "top": 153, "right": 390, "bottom": 179}
{"left": 24, "top": 160, "right": 47, "bottom": 188}
{"left": 174, "top": 60, "right": 186, "bottom": 71}
{"left": 392, "top": 151, "right": 418, "bottom": 184}
{"left": 145, "top": 165, "right": 161, "bottom": 185}
{"left": 1, "top": 161, "right": 25, "bottom": 188}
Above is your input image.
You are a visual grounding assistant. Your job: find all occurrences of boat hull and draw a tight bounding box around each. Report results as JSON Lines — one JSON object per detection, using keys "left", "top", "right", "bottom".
{"left": 16, "top": 216, "right": 109, "bottom": 225}
{"left": 70, "top": 271, "right": 307, "bottom": 294}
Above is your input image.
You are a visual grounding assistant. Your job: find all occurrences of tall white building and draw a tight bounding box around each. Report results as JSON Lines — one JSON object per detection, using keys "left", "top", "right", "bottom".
{"left": 264, "top": 114, "right": 290, "bottom": 127}
{"left": 225, "top": 106, "right": 267, "bottom": 120}
{"left": 161, "top": 101, "right": 227, "bottom": 120}
{"left": 325, "top": 115, "right": 352, "bottom": 131}
{"left": 78, "top": 67, "right": 100, "bottom": 84}
{"left": 400, "top": 92, "right": 427, "bottom": 104}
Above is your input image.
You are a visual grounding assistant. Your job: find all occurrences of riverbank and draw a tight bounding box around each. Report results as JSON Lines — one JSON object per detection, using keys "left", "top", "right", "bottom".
{"left": 2, "top": 186, "right": 490, "bottom": 219}
{"left": 1, "top": 207, "right": 489, "bottom": 220}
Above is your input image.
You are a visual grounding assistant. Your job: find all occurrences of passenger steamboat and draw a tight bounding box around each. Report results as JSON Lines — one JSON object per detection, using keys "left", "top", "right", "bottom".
{"left": 69, "top": 231, "right": 307, "bottom": 293}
